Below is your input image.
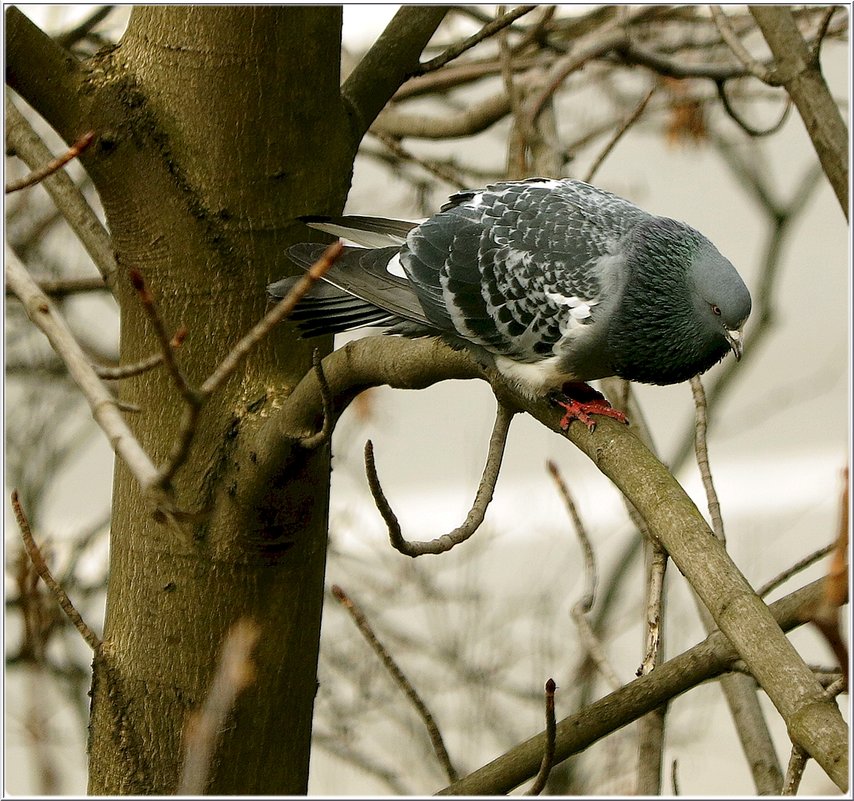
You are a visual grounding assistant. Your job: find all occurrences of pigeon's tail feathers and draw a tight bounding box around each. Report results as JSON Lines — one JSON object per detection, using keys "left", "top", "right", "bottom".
{"left": 270, "top": 242, "right": 431, "bottom": 336}
{"left": 268, "top": 276, "right": 396, "bottom": 336}
{"left": 300, "top": 215, "right": 419, "bottom": 248}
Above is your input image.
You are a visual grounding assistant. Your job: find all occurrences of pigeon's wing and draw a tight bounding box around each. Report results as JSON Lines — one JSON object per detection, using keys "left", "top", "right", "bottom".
{"left": 402, "top": 179, "right": 650, "bottom": 362}
{"left": 280, "top": 242, "right": 432, "bottom": 333}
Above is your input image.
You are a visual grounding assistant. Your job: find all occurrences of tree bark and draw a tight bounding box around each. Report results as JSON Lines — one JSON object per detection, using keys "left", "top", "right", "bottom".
{"left": 11, "top": 6, "right": 350, "bottom": 793}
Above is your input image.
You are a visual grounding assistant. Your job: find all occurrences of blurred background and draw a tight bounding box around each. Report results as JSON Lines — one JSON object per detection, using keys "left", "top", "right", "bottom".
{"left": 5, "top": 5, "right": 849, "bottom": 795}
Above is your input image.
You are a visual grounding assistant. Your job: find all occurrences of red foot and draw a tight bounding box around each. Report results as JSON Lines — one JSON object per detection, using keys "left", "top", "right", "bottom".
{"left": 554, "top": 393, "right": 629, "bottom": 432}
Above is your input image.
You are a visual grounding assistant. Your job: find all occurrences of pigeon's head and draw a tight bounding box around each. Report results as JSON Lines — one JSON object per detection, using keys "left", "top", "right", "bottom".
{"left": 688, "top": 238, "right": 752, "bottom": 363}
{"left": 608, "top": 218, "right": 752, "bottom": 386}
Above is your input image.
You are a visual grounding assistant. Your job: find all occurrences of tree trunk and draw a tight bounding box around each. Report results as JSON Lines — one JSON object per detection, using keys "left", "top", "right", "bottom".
{"left": 75, "top": 8, "right": 353, "bottom": 793}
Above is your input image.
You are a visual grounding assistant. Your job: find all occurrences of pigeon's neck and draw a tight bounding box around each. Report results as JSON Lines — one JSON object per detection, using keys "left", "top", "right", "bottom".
{"left": 607, "top": 219, "right": 728, "bottom": 385}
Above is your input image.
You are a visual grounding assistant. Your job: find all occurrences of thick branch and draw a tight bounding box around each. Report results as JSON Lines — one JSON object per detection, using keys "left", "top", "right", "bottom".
{"left": 5, "top": 6, "right": 86, "bottom": 140}
{"left": 247, "top": 334, "right": 848, "bottom": 789}
{"left": 749, "top": 6, "right": 849, "bottom": 218}
{"left": 342, "top": 6, "right": 450, "bottom": 141}
{"left": 438, "top": 578, "right": 838, "bottom": 795}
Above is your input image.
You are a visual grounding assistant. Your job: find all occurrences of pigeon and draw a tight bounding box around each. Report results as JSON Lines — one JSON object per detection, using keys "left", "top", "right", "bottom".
{"left": 269, "top": 178, "right": 752, "bottom": 430}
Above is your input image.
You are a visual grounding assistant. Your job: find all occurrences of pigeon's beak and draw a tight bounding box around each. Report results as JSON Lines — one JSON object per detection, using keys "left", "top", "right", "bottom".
{"left": 725, "top": 328, "right": 744, "bottom": 361}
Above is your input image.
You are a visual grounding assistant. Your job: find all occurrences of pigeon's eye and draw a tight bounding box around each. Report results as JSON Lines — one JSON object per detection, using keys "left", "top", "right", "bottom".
{"left": 711, "top": 305, "right": 722, "bottom": 316}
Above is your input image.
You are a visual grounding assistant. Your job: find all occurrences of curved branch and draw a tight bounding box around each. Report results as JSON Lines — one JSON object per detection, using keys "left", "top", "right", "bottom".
{"left": 364, "top": 400, "right": 515, "bottom": 557}
{"left": 716, "top": 79, "right": 792, "bottom": 138}
{"left": 341, "top": 6, "right": 450, "bottom": 142}
{"left": 299, "top": 349, "right": 334, "bottom": 450}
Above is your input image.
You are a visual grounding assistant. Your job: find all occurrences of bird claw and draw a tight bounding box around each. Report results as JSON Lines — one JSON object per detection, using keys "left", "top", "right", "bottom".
{"left": 553, "top": 394, "right": 629, "bottom": 432}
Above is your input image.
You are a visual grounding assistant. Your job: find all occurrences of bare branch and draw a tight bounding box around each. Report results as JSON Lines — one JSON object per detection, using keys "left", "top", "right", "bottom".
{"left": 809, "top": 6, "right": 840, "bottom": 65}
{"left": 756, "top": 543, "right": 835, "bottom": 598}
{"left": 716, "top": 80, "right": 792, "bottom": 138}
{"left": 637, "top": 544, "right": 668, "bottom": 678}
{"left": 547, "top": 460, "right": 621, "bottom": 690}
{"left": 332, "top": 585, "right": 458, "bottom": 782}
{"left": 342, "top": 6, "right": 449, "bottom": 141}
{"left": 5, "top": 130, "right": 95, "bottom": 194}
{"left": 689, "top": 376, "right": 783, "bottom": 793}
{"left": 200, "top": 241, "right": 342, "bottom": 399}
{"left": 690, "top": 376, "right": 725, "bottom": 542}
{"left": 5, "top": 248, "right": 162, "bottom": 494}
{"left": 418, "top": 5, "right": 538, "bottom": 74}
{"left": 526, "top": 678, "right": 557, "bottom": 795}
{"left": 95, "top": 327, "right": 187, "bottom": 381}
{"left": 12, "top": 490, "right": 102, "bottom": 653}
{"left": 155, "top": 241, "right": 343, "bottom": 490}
{"left": 750, "top": 5, "right": 849, "bottom": 217}
{"left": 584, "top": 86, "right": 655, "bottom": 183}
{"left": 129, "top": 269, "right": 197, "bottom": 404}
{"left": 782, "top": 743, "right": 809, "bottom": 796}
{"left": 373, "top": 90, "right": 512, "bottom": 139}
{"left": 438, "top": 578, "right": 833, "bottom": 795}
{"left": 4, "top": 275, "right": 111, "bottom": 298}
{"left": 5, "top": 98, "right": 117, "bottom": 288}
{"left": 55, "top": 5, "right": 115, "bottom": 50}
{"left": 178, "top": 619, "right": 261, "bottom": 795}
{"left": 369, "top": 131, "right": 469, "bottom": 189}
{"left": 365, "top": 401, "right": 515, "bottom": 557}
{"left": 710, "top": 5, "right": 777, "bottom": 84}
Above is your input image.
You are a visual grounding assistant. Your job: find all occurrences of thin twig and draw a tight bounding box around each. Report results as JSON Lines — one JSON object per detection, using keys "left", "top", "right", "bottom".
{"left": 526, "top": 679, "right": 557, "bottom": 795}
{"left": 671, "top": 759, "right": 680, "bottom": 795}
{"left": 4, "top": 275, "right": 110, "bottom": 298}
{"left": 5, "top": 130, "right": 95, "bottom": 194}
{"left": 129, "top": 269, "right": 197, "bottom": 403}
{"left": 94, "top": 327, "right": 187, "bottom": 381}
{"left": 756, "top": 543, "right": 835, "bottom": 598}
{"left": 418, "top": 5, "right": 538, "bottom": 74}
{"left": 300, "top": 349, "right": 334, "bottom": 449}
{"left": 11, "top": 490, "right": 102, "bottom": 652}
{"left": 332, "top": 584, "right": 458, "bottom": 782}
{"left": 690, "top": 375, "right": 725, "bottom": 541}
{"left": 782, "top": 743, "right": 809, "bottom": 795}
{"left": 366, "top": 401, "right": 515, "bottom": 557}
{"left": 178, "top": 619, "right": 261, "bottom": 795}
{"left": 370, "top": 131, "right": 469, "bottom": 190}
{"left": 547, "top": 460, "right": 621, "bottom": 690}
{"left": 584, "top": 86, "right": 655, "bottom": 183}
{"left": 710, "top": 5, "right": 777, "bottom": 84}
{"left": 200, "top": 241, "right": 342, "bottom": 398}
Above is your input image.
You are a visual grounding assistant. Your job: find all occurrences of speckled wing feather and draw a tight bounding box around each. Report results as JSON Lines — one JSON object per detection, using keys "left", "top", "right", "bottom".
{"left": 283, "top": 242, "right": 430, "bottom": 330}
{"left": 401, "top": 179, "right": 651, "bottom": 363}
